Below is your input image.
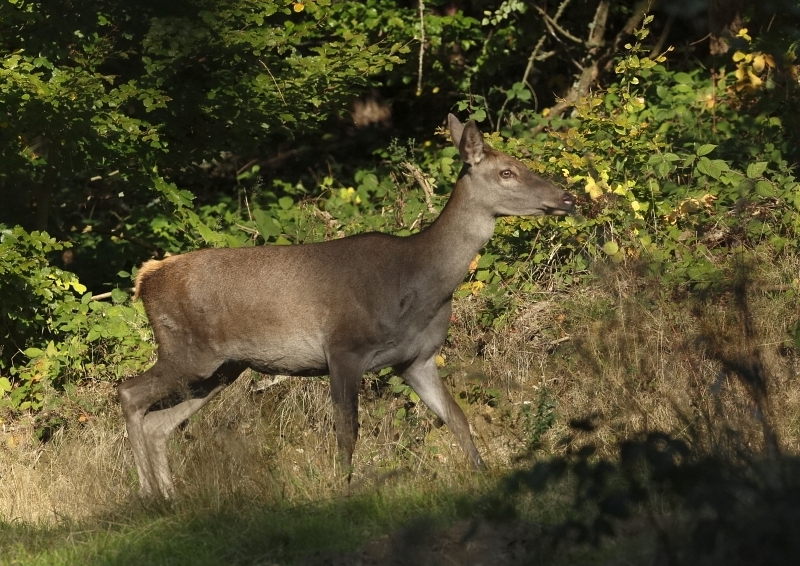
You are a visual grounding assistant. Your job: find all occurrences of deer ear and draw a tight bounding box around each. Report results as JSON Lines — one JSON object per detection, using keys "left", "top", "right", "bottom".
{"left": 458, "top": 120, "right": 485, "bottom": 166}
{"left": 448, "top": 114, "right": 464, "bottom": 150}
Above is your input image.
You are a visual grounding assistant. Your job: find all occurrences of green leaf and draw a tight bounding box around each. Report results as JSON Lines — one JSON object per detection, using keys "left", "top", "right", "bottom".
{"left": 696, "top": 144, "right": 717, "bottom": 157}
{"left": 476, "top": 254, "right": 497, "bottom": 268}
{"left": 24, "top": 348, "right": 44, "bottom": 358}
{"left": 195, "top": 221, "right": 218, "bottom": 244}
{"left": 111, "top": 288, "right": 129, "bottom": 304}
{"left": 755, "top": 180, "right": 775, "bottom": 197}
{"left": 471, "top": 108, "right": 486, "bottom": 122}
{"left": 696, "top": 157, "right": 728, "bottom": 180}
{"left": 746, "top": 162, "right": 768, "bottom": 179}
{"left": 253, "top": 209, "right": 282, "bottom": 238}
{"left": 602, "top": 241, "right": 619, "bottom": 255}
{"left": 0, "top": 377, "right": 11, "bottom": 393}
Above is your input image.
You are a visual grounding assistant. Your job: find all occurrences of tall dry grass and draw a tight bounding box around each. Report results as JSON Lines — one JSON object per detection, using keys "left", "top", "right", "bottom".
{"left": 0, "top": 384, "right": 132, "bottom": 523}
{"left": 2, "top": 254, "right": 798, "bottom": 526}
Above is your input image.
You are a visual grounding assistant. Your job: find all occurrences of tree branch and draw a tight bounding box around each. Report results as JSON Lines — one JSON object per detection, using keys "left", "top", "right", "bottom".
{"left": 496, "top": 0, "right": 573, "bottom": 130}
{"left": 531, "top": 0, "right": 650, "bottom": 135}
{"left": 533, "top": 2, "right": 581, "bottom": 44}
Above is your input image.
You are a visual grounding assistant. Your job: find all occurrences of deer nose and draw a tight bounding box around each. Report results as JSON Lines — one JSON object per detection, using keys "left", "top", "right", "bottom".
{"left": 562, "top": 192, "right": 575, "bottom": 208}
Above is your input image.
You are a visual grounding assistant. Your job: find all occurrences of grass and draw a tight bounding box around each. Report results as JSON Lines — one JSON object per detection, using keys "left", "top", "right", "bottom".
{"left": 2, "top": 466, "right": 569, "bottom": 565}
{"left": 2, "top": 251, "right": 799, "bottom": 564}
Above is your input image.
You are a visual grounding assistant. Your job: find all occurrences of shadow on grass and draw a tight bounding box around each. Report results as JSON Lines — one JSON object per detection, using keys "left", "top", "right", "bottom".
{"left": 479, "top": 259, "right": 800, "bottom": 566}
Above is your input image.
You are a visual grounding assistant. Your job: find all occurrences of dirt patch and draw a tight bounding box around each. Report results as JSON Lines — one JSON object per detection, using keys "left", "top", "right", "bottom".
{"left": 299, "top": 519, "right": 548, "bottom": 566}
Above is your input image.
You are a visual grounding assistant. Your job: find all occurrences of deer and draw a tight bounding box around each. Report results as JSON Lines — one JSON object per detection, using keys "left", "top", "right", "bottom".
{"left": 118, "top": 114, "right": 574, "bottom": 498}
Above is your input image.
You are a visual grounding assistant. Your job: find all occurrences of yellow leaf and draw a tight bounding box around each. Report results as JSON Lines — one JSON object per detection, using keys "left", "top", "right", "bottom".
{"left": 678, "top": 198, "right": 701, "bottom": 215}
{"left": 70, "top": 280, "right": 87, "bottom": 294}
{"left": 585, "top": 177, "right": 603, "bottom": 200}
{"left": 733, "top": 51, "right": 747, "bottom": 62}
{"left": 435, "top": 355, "right": 446, "bottom": 367}
{"left": 700, "top": 194, "right": 717, "bottom": 208}
{"left": 293, "top": 2, "right": 304, "bottom": 11}
{"left": 748, "top": 69, "right": 763, "bottom": 88}
{"left": 470, "top": 281, "right": 484, "bottom": 295}
{"left": 468, "top": 255, "right": 480, "bottom": 273}
{"left": 752, "top": 54, "right": 766, "bottom": 73}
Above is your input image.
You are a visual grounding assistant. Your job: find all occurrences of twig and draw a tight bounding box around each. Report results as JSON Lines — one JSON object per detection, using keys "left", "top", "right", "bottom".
{"left": 235, "top": 223, "right": 259, "bottom": 235}
{"left": 401, "top": 161, "right": 437, "bottom": 214}
{"left": 236, "top": 158, "right": 260, "bottom": 176}
{"left": 258, "top": 59, "right": 286, "bottom": 104}
{"left": 650, "top": 14, "right": 675, "bottom": 59}
{"left": 408, "top": 211, "right": 426, "bottom": 232}
{"left": 545, "top": 336, "right": 571, "bottom": 350}
{"left": 251, "top": 375, "right": 292, "bottom": 392}
{"left": 416, "top": 0, "right": 425, "bottom": 96}
{"left": 90, "top": 289, "right": 134, "bottom": 301}
{"left": 85, "top": 225, "right": 163, "bottom": 255}
{"left": 532, "top": 2, "right": 581, "bottom": 44}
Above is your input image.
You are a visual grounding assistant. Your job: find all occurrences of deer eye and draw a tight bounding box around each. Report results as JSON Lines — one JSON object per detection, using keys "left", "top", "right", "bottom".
{"left": 500, "top": 169, "right": 513, "bottom": 179}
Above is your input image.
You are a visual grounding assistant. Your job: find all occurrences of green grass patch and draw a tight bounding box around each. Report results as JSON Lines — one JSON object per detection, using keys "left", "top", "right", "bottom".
{"left": 0, "top": 476, "right": 506, "bottom": 566}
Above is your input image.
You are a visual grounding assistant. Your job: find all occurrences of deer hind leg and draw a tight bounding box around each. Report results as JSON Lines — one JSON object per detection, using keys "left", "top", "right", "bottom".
{"left": 119, "top": 360, "right": 246, "bottom": 497}
{"left": 398, "top": 355, "right": 485, "bottom": 470}
{"left": 328, "top": 354, "right": 366, "bottom": 479}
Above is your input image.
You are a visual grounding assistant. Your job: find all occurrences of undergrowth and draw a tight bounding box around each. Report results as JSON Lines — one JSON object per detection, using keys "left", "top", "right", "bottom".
{"left": 2, "top": 250, "right": 798, "bottom": 564}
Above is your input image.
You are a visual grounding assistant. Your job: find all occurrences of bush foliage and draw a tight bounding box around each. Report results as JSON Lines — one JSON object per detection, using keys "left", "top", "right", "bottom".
{"left": 0, "top": 1, "right": 798, "bottom": 422}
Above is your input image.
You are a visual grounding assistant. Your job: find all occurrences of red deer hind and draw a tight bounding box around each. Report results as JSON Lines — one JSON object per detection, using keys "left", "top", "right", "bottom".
{"left": 119, "top": 114, "right": 574, "bottom": 497}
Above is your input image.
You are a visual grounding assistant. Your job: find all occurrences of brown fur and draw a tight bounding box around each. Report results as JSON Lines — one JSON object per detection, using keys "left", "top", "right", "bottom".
{"left": 133, "top": 256, "right": 179, "bottom": 300}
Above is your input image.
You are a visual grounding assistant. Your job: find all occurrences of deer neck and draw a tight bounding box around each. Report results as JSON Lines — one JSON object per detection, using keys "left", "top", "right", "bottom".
{"left": 410, "top": 183, "right": 496, "bottom": 299}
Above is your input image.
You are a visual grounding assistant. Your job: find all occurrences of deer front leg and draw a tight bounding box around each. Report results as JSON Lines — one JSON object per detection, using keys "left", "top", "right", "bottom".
{"left": 399, "top": 355, "right": 485, "bottom": 470}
